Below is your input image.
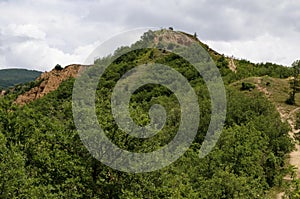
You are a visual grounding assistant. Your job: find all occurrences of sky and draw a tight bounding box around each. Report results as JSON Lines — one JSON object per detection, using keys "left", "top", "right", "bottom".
{"left": 0, "top": 0, "right": 300, "bottom": 71}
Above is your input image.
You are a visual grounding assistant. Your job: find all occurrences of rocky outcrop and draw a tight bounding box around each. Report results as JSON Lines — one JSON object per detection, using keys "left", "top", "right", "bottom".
{"left": 153, "top": 30, "right": 195, "bottom": 47}
{"left": 15, "top": 64, "right": 86, "bottom": 105}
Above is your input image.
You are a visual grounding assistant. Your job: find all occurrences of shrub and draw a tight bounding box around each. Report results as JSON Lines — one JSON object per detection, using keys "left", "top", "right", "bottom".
{"left": 296, "top": 112, "right": 300, "bottom": 130}
{"left": 241, "top": 82, "right": 256, "bottom": 91}
{"left": 54, "top": 64, "right": 63, "bottom": 71}
{"left": 157, "top": 42, "right": 164, "bottom": 49}
{"left": 167, "top": 43, "right": 175, "bottom": 50}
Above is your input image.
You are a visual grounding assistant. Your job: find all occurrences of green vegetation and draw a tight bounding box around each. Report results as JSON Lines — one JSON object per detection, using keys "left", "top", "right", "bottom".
{"left": 231, "top": 76, "right": 300, "bottom": 114}
{"left": 285, "top": 179, "right": 300, "bottom": 198}
{"left": 54, "top": 64, "right": 63, "bottom": 71}
{"left": 296, "top": 112, "right": 300, "bottom": 130}
{"left": 286, "top": 60, "right": 300, "bottom": 105}
{"left": 234, "top": 60, "right": 293, "bottom": 81}
{"left": 241, "top": 82, "right": 256, "bottom": 91}
{"left": 0, "top": 30, "right": 297, "bottom": 198}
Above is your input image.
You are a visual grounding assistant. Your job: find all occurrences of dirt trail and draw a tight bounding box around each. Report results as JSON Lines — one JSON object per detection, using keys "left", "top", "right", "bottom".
{"left": 228, "top": 57, "right": 237, "bottom": 73}
{"left": 255, "top": 78, "right": 300, "bottom": 198}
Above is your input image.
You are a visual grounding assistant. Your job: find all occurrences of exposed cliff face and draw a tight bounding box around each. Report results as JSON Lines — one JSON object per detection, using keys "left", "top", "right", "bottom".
{"left": 15, "top": 64, "right": 85, "bottom": 105}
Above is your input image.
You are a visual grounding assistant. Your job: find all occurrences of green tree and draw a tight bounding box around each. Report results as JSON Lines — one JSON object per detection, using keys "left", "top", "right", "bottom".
{"left": 54, "top": 64, "right": 63, "bottom": 71}
{"left": 286, "top": 60, "right": 300, "bottom": 105}
{"left": 285, "top": 179, "right": 300, "bottom": 198}
{"left": 0, "top": 132, "right": 29, "bottom": 198}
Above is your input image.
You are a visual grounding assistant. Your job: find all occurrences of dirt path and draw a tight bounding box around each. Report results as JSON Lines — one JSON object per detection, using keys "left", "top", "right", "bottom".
{"left": 228, "top": 57, "right": 237, "bottom": 73}
{"left": 255, "top": 78, "right": 300, "bottom": 198}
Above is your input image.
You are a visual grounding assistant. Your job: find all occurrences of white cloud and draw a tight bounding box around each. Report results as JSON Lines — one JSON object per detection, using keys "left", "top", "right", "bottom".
{"left": 0, "top": 0, "right": 299, "bottom": 71}
{"left": 206, "top": 32, "right": 300, "bottom": 66}
{"left": 2, "top": 39, "right": 100, "bottom": 71}
{"left": 3, "top": 24, "right": 46, "bottom": 40}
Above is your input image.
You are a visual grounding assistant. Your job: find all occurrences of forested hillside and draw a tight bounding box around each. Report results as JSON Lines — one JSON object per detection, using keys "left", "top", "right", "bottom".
{"left": 0, "top": 30, "right": 297, "bottom": 198}
{"left": 0, "top": 69, "right": 41, "bottom": 89}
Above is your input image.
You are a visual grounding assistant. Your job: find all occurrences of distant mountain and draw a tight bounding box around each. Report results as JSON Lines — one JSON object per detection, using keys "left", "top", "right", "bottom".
{"left": 0, "top": 68, "right": 42, "bottom": 89}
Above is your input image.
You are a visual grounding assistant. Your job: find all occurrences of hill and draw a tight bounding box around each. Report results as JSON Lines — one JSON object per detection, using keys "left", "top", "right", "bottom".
{"left": 0, "top": 29, "right": 298, "bottom": 198}
{"left": 0, "top": 68, "right": 41, "bottom": 89}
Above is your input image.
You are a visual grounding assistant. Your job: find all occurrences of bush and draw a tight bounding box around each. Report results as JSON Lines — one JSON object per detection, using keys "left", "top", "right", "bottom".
{"left": 157, "top": 42, "right": 164, "bottom": 49}
{"left": 241, "top": 82, "right": 256, "bottom": 91}
{"left": 295, "top": 112, "right": 300, "bottom": 130}
{"left": 167, "top": 43, "right": 175, "bottom": 50}
{"left": 54, "top": 64, "right": 63, "bottom": 70}
{"left": 286, "top": 93, "right": 295, "bottom": 105}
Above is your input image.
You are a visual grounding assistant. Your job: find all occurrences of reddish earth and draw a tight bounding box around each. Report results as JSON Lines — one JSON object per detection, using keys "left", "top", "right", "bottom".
{"left": 15, "top": 64, "right": 86, "bottom": 105}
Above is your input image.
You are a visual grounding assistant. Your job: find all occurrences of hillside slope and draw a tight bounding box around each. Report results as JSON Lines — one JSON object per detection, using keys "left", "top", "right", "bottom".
{"left": 0, "top": 29, "right": 297, "bottom": 198}
{"left": 231, "top": 76, "right": 300, "bottom": 198}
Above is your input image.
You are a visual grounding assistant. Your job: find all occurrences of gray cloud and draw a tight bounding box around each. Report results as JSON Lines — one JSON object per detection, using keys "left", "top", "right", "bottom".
{"left": 0, "top": 0, "right": 299, "bottom": 70}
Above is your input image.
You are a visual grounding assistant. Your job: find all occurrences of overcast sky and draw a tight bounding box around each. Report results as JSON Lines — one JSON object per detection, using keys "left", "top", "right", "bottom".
{"left": 0, "top": 0, "right": 299, "bottom": 71}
